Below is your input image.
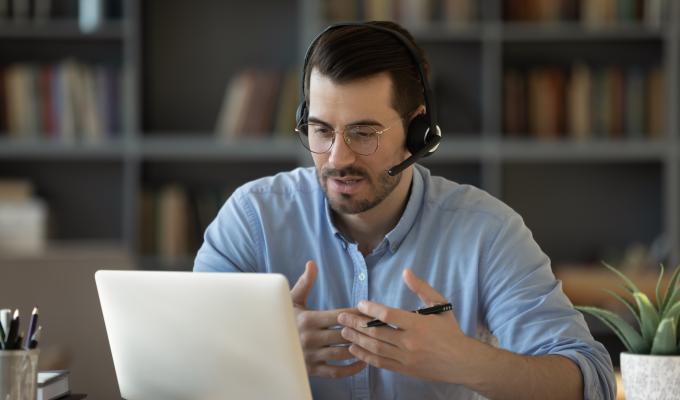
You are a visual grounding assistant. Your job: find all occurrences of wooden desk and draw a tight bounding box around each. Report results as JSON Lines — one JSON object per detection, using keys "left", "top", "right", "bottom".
{"left": 616, "top": 371, "right": 625, "bottom": 400}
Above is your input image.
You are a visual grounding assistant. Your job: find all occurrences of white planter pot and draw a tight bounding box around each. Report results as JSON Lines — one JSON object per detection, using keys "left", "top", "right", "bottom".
{"left": 620, "top": 352, "right": 680, "bottom": 400}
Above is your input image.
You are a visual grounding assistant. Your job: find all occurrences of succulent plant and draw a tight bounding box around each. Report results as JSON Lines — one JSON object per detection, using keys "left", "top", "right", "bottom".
{"left": 575, "top": 263, "right": 680, "bottom": 355}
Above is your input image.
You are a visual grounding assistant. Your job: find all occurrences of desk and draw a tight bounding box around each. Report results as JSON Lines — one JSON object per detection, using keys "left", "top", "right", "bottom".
{"left": 616, "top": 371, "right": 625, "bottom": 400}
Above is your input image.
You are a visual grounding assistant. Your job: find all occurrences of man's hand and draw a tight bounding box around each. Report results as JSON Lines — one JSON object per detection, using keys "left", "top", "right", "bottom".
{"left": 291, "top": 260, "right": 366, "bottom": 378}
{"left": 337, "top": 268, "right": 470, "bottom": 383}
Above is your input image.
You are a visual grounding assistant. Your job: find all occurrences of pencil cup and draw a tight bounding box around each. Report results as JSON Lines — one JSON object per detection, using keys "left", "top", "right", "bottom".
{"left": 0, "top": 350, "right": 39, "bottom": 400}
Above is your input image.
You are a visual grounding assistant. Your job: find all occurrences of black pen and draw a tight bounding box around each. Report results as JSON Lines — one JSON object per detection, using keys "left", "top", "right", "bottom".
{"left": 0, "top": 319, "right": 5, "bottom": 348}
{"left": 29, "top": 325, "right": 41, "bottom": 349}
{"left": 24, "top": 307, "right": 38, "bottom": 350}
{"left": 6, "top": 309, "right": 19, "bottom": 350}
{"left": 364, "top": 303, "right": 453, "bottom": 328}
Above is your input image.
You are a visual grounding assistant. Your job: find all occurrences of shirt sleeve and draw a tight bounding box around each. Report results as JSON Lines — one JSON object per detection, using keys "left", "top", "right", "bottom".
{"left": 479, "top": 213, "right": 616, "bottom": 400}
{"left": 193, "top": 187, "right": 262, "bottom": 273}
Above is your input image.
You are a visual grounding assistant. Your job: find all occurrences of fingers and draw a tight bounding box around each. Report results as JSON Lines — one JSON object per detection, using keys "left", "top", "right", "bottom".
{"left": 357, "top": 301, "right": 415, "bottom": 330}
{"left": 348, "top": 344, "right": 403, "bottom": 372}
{"left": 305, "top": 345, "right": 353, "bottom": 363}
{"left": 337, "top": 312, "right": 402, "bottom": 346}
{"left": 300, "top": 327, "right": 347, "bottom": 349}
{"left": 402, "top": 268, "right": 447, "bottom": 306}
{"left": 290, "top": 260, "right": 318, "bottom": 307}
{"left": 341, "top": 327, "right": 402, "bottom": 362}
{"left": 311, "top": 361, "right": 367, "bottom": 379}
{"left": 297, "top": 308, "right": 359, "bottom": 329}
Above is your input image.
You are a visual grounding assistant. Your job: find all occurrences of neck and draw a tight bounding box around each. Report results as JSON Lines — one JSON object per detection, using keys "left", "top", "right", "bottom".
{"left": 334, "top": 168, "right": 413, "bottom": 256}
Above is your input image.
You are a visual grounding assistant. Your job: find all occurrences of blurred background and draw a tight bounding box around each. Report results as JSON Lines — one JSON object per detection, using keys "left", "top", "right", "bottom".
{"left": 0, "top": 0, "right": 678, "bottom": 398}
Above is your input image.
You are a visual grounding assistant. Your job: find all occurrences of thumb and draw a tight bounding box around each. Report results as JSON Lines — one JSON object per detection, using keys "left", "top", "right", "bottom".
{"left": 290, "top": 260, "right": 318, "bottom": 308}
{"left": 403, "top": 268, "right": 447, "bottom": 307}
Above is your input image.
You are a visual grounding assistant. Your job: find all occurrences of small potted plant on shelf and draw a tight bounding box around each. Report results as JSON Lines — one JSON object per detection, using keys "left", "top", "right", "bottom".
{"left": 575, "top": 263, "right": 680, "bottom": 400}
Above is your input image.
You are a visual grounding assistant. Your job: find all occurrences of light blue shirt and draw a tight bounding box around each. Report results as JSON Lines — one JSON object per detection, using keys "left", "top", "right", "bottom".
{"left": 194, "top": 165, "right": 616, "bottom": 400}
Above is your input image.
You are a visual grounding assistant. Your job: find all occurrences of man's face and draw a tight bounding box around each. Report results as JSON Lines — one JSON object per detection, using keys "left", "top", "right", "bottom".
{"left": 307, "top": 70, "right": 410, "bottom": 215}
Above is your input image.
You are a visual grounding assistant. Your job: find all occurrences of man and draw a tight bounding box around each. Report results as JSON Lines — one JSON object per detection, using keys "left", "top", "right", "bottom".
{"left": 194, "top": 21, "right": 615, "bottom": 399}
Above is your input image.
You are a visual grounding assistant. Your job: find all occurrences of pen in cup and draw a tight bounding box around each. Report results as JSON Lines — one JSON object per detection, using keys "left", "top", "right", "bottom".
{"left": 24, "top": 307, "right": 39, "bottom": 350}
{"left": 0, "top": 309, "right": 11, "bottom": 342}
{"left": 5, "top": 310, "right": 20, "bottom": 350}
{"left": 29, "top": 325, "right": 41, "bottom": 349}
{"left": 363, "top": 303, "right": 453, "bottom": 328}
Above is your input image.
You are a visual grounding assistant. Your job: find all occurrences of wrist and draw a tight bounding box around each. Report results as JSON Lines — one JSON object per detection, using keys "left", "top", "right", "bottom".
{"left": 454, "top": 337, "right": 504, "bottom": 390}
{"left": 444, "top": 335, "right": 486, "bottom": 385}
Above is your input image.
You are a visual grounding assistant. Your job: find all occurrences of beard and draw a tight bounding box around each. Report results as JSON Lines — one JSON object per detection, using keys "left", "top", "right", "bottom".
{"left": 318, "top": 164, "right": 401, "bottom": 215}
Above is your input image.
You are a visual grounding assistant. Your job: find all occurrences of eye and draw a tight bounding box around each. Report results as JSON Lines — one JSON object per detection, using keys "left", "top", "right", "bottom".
{"left": 310, "top": 125, "right": 333, "bottom": 136}
{"left": 348, "top": 126, "right": 377, "bottom": 140}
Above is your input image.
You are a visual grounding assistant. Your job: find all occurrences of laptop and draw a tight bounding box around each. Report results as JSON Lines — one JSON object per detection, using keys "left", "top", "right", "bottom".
{"left": 95, "top": 270, "right": 312, "bottom": 400}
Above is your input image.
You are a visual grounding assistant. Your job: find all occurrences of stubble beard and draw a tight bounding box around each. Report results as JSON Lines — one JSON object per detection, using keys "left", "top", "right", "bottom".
{"left": 318, "top": 165, "right": 401, "bottom": 215}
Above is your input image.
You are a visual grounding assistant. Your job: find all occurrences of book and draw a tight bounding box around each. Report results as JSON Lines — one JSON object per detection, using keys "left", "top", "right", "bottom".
{"left": 0, "top": 198, "right": 47, "bottom": 255}
{"left": 646, "top": 66, "right": 664, "bottom": 138}
{"left": 567, "top": 63, "right": 592, "bottom": 140}
{"left": 158, "top": 184, "right": 189, "bottom": 261}
{"left": 503, "top": 69, "right": 527, "bottom": 136}
{"left": 0, "top": 179, "right": 33, "bottom": 201}
{"left": 37, "top": 370, "right": 70, "bottom": 400}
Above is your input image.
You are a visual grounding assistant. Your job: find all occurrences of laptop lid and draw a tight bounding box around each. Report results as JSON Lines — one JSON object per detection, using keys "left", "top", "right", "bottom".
{"left": 95, "top": 270, "right": 312, "bottom": 400}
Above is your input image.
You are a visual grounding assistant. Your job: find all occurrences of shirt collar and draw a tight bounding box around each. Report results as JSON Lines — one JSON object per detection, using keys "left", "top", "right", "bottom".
{"left": 323, "top": 166, "right": 426, "bottom": 253}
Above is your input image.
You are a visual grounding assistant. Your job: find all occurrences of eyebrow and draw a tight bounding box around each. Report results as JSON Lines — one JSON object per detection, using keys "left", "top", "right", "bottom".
{"left": 307, "top": 116, "right": 385, "bottom": 128}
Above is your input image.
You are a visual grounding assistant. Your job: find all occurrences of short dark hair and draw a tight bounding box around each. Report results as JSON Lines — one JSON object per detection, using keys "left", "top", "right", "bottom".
{"left": 304, "top": 21, "right": 430, "bottom": 130}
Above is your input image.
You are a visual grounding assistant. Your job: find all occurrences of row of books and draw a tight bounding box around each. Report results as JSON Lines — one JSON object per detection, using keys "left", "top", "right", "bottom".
{"left": 504, "top": 0, "right": 666, "bottom": 27}
{"left": 138, "top": 185, "right": 230, "bottom": 261}
{"left": 503, "top": 64, "right": 664, "bottom": 139}
{"left": 0, "top": 61, "right": 122, "bottom": 142}
{"left": 323, "top": 0, "right": 666, "bottom": 27}
{"left": 324, "top": 0, "right": 476, "bottom": 27}
{"left": 215, "top": 69, "right": 299, "bottom": 139}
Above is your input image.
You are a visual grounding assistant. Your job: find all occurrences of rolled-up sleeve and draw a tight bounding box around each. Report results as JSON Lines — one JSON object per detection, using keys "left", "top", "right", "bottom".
{"left": 480, "top": 213, "right": 616, "bottom": 400}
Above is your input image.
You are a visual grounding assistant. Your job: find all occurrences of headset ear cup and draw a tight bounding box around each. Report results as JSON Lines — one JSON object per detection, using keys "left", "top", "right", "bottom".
{"left": 406, "top": 114, "right": 430, "bottom": 155}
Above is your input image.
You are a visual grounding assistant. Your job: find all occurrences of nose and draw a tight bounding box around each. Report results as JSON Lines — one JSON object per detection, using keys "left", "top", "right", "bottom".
{"left": 327, "top": 132, "right": 356, "bottom": 168}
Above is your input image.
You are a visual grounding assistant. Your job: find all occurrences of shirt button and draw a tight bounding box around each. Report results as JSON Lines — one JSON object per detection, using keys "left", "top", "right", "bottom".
{"left": 358, "top": 272, "right": 366, "bottom": 281}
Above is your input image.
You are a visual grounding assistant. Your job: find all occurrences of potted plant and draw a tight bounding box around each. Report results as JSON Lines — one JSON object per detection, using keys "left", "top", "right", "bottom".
{"left": 575, "top": 263, "right": 680, "bottom": 400}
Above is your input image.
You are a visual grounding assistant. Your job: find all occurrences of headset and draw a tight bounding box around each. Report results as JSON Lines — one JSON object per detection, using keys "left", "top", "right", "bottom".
{"left": 296, "top": 22, "right": 442, "bottom": 176}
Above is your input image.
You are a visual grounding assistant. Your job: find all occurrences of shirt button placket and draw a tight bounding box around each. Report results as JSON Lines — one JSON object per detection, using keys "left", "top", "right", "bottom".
{"left": 349, "top": 245, "right": 370, "bottom": 399}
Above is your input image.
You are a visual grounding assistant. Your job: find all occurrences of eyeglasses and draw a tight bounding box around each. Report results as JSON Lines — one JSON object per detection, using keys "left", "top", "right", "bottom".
{"left": 295, "top": 122, "right": 394, "bottom": 156}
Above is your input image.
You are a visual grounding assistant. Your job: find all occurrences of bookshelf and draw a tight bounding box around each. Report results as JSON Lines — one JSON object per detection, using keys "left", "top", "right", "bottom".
{"left": 0, "top": 0, "right": 678, "bottom": 272}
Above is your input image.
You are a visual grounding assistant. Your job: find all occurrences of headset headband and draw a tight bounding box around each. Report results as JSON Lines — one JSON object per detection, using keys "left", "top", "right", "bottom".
{"left": 300, "top": 22, "right": 438, "bottom": 132}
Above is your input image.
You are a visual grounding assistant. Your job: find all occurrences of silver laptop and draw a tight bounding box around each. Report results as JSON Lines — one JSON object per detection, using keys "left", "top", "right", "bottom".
{"left": 95, "top": 270, "right": 312, "bottom": 400}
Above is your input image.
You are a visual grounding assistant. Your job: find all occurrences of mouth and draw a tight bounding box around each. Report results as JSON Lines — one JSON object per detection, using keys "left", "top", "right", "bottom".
{"left": 327, "top": 177, "right": 365, "bottom": 194}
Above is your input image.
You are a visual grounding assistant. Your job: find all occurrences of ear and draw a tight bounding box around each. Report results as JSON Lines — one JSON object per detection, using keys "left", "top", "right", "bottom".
{"left": 409, "top": 105, "right": 427, "bottom": 121}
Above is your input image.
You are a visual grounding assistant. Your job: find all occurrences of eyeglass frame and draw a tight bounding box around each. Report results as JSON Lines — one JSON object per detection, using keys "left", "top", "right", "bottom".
{"left": 295, "top": 117, "right": 403, "bottom": 156}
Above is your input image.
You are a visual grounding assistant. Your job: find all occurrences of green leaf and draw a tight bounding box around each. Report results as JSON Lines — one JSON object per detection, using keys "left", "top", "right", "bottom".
{"left": 575, "top": 306, "right": 648, "bottom": 353}
{"left": 662, "top": 265, "right": 680, "bottom": 314}
{"left": 650, "top": 317, "right": 678, "bottom": 355}
{"left": 662, "top": 301, "right": 680, "bottom": 321}
{"left": 603, "top": 289, "right": 641, "bottom": 328}
{"left": 663, "top": 286, "right": 680, "bottom": 316}
{"left": 602, "top": 262, "right": 641, "bottom": 293}
{"left": 634, "top": 292, "right": 660, "bottom": 344}
{"left": 655, "top": 264, "right": 665, "bottom": 309}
